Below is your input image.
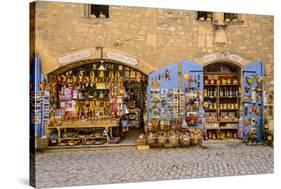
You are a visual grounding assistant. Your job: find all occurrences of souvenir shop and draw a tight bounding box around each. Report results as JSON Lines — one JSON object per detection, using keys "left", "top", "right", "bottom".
{"left": 31, "top": 56, "right": 271, "bottom": 148}
{"left": 142, "top": 60, "right": 267, "bottom": 147}
{"left": 31, "top": 57, "right": 148, "bottom": 147}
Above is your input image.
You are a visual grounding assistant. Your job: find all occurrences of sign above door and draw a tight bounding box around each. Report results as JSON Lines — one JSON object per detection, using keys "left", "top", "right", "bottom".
{"left": 107, "top": 51, "right": 138, "bottom": 66}
{"left": 202, "top": 51, "right": 244, "bottom": 64}
{"left": 58, "top": 50, "right": 92, "bottom": 64}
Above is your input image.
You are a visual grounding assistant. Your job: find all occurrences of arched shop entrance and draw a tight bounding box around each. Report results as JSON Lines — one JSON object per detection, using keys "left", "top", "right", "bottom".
{"left": 202, "top": 60, "right": 265, "bottom": 141}
{"left": 47, "top": 59, "right": 148, "bottom": 146}
{"left": 203, "top": 62, "right": 242, "bottom": 140}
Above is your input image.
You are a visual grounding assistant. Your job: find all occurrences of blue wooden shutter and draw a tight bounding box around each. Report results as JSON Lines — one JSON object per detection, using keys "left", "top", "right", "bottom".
{"left": 181, "top": 60, "right": 203, "bottom": 128}
{"left": 243, "top": 61, "right": 264, "bottom": 141}
{"left": 181, "top": 60, "right": 203, "bottom": 95}
{"left": 147, "top": 63, "right": 178, "bottom": 120}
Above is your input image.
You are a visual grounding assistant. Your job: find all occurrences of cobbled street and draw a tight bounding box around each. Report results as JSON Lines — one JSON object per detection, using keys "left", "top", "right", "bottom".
{"left": 35, "top": 143, "right": 274, "bottom": 188}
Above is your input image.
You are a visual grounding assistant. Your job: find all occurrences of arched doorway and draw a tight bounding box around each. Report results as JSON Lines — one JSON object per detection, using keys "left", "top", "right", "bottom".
{"left": 203, "top": 61, "right": 242, "bottom": 140}
{"left": 47, "top": 59, "right": 148, "bottom": 146}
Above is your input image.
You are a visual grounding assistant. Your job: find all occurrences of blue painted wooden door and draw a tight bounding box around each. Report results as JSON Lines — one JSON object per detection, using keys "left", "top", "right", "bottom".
{"left": 181, "top": 60, "right": 203, "bottom": 96}
{"left": 243, "top": 61, "right": 264, "bottom": 141}
{"left": 147, "top": 63, "right": 178, "bottom": 120}
{"left": 181, "top": 60, "right": 203, "bottom": 128}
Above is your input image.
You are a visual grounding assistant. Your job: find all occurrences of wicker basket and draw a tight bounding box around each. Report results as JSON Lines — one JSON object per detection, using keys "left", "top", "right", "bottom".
{"left": 136, "top": 139, "right": 147, "bottom": 145}
{"left": 157, "top": 135, "right": 166, "bottom": 145}
{"left": 169, "top": 135, "right": 179, "bottom": 145}
{"left": 191, "top": 136, "right": 199, "bottom": 145}
{"left": 147, "top": 133, "right": 156, "bottom": 145}
{"left": 180, "top": 136, "right": 191, "bottom": 146}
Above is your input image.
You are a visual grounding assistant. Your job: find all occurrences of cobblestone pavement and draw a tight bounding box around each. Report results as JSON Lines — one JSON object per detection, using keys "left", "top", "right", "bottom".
{"left": 35, "top": 143, "right": 273, "bottom": 188}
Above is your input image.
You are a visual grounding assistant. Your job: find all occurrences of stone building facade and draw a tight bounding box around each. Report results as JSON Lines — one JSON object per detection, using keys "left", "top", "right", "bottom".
{"left": 30, "top": 1, "right": 273, "bottom": 89}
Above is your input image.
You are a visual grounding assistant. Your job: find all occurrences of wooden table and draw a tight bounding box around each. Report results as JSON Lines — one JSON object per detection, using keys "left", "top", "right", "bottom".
{"left": 49, "top": 119, "right": 120, "bottom": 144}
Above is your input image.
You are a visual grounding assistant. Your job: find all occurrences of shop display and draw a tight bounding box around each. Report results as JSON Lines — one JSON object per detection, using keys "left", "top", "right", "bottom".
{"left": 160, "top": 89, "right": 168, "bottom": 118}
{"left": 203, "top": 63, "right": 241, "bottom": 140}
{"left": 38, "top": 58, "right": 265, "bottom": 147}
{"left": 123, "top": 81, "right": 146, "bottom": 128}
{"left": 145, "top": 62, "right": 204, "bottom": 148}
{"left": 167, "top": 89, "right": 174, "bottom": 119}
{"left": 243, "top": 61, "right": 264, "bottom": 142}
{"left": 179, "top": 131, "right": 191, "bottom": 146}
{"left": 47, "top": 62, "right": 148, "bottom": 146}
{"left": 149, "top": 89, "right": 161, "bottom": 119}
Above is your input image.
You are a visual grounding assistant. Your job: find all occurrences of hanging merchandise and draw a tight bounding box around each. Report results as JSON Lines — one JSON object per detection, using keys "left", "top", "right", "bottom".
{"left": 243, "top": 61, "right": 264, "bottom": 142}
{"left": 247, "top": 76, "right": 254, "bottom": 85}
{"left": 182, "top": 61, "right": 203, "bottom": 131}
{"left": 251, "top": 88, "right": 256, "bottom": 103}
{"left": 146, "top": 62, "right": 203, "bottom": 148}
{"left": 167, "top": 89, "right": 174, "bottom": 119}
{"left": 149, "top": 89, "right": 161, "bottom": 119}
{"left": 46, "top": 61, "right": 148, "bottom": 146}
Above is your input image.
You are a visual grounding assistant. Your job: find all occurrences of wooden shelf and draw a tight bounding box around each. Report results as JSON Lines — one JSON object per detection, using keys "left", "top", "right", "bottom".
{"left": 219, "top": 118, "right": 239, "bottom": 123}
{"left": 204, "top": 84, "right": 239, "bottom": 86}
{"left": 205, "top": 118, "right": 239, "bottom": 123}
{"left": 204, "top": 84, "right": 217, "bottom": 86}
{"left": 205, "top": 118, "right": 219, "bottom": 122}
{"left": 84, "top": 136, "right": 107, "bottom": 140}
{"left": 206, "top": 127, "right": 219, "bottom": 130}
{"left": 204, "top": 72, "right": 238, "bottom": 76}
{"left": 206, "top": 127, "right": 238, "bottom": 130}
{"left": 61, "top": 137, "right": 81, "bottom": 140}
{"left": 205, "top": 109, "right": 217, "bottom": 111}
{"left": 77, "top": 98, "right": 109, "bottom": 101}
{"left": 219, "top": 127, "right": 238, "bottom": 130}
{"left": 203, "top": 68, "right": 241, "bottom": 127}
{"left": 219, "top": 84, "right": 239, "bottom": 86}
{"left": 219, "top": 96, "right": 240, "bottom": 98}
{"left": 204, "top": 96, "right": 217, "bottom": 99}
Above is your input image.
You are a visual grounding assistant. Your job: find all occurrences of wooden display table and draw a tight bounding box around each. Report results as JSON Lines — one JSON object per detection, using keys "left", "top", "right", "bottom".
{"left": 49, "top": 119, "right": 120, "bottom": 144}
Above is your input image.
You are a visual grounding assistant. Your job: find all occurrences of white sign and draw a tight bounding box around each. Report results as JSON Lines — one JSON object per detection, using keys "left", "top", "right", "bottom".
{"left": 59, "top": 50, "right": 91, "bottom": 64}
{"left": 202, "top": 52, "right": 243, "bottom": 63}
{"left": 107, "top": 51, "right": 138, "bottom": 66}
{"left": 229, "top": 54, "right": 243, "bottom": 63}
{"left": 202, "top": 54, "right": 217, "bottom": 63}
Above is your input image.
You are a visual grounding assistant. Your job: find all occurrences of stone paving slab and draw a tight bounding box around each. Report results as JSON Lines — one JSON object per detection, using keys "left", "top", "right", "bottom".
{"left": 35, "top": 143, "right": 273, "bottom": 188}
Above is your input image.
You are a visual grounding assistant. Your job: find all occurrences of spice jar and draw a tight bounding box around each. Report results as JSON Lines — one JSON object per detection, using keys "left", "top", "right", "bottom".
{"left": 227, "top": 79, "right": 232, "bottom": 84}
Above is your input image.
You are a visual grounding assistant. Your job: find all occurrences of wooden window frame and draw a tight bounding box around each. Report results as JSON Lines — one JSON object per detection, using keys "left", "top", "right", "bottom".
{"left": 89, "top": 4, "right": 109, "bottom": 18}
{"left": 82, "top": 4, "right": 110, "bottom": 18}
{"left": 197, "top": 11, "right": 213, "bottom": 21}
{"left": 224, "top": 13, "right": 239, "bottom": 22}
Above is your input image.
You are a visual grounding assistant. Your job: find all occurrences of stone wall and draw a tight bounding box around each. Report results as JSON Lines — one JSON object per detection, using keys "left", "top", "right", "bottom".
{"left": 33, "top": 1, "right": 273, "bottom": 89}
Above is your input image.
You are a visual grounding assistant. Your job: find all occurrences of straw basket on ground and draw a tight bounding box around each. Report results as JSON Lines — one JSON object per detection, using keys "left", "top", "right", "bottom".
{"left": 169, "top": 135, "right": 179, "bottom": 145}
{"left": 157, "top": 135, "right": 166, "bottom": 146}
{"left": 147, "top": 133, "right": 156, "bottom": 145}
{"left": 180, "top": 135, "right": 191, "bottom": 147}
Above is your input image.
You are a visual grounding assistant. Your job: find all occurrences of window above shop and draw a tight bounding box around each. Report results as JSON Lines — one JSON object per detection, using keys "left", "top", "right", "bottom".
{"left": 197, "top": 11, "right": 213, "bottom": 21}
{"left": 224, "top": 13, "right": 239, "bottom": 22}
{"left": 89, "top": 4, "right": 109, "bottom": 18}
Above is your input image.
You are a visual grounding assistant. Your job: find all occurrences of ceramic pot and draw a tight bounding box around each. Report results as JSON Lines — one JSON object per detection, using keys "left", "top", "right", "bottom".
{"left": 247, "top": 76, "right": 254, "bottom": 85}
{"left": 257, "top": 77, "right": 263, "bottom": 84}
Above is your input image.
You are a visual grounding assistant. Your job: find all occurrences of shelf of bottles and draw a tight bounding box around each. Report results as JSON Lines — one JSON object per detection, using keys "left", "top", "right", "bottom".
{"left": 203, "top": 64, "right": 241, "bottom": 140}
